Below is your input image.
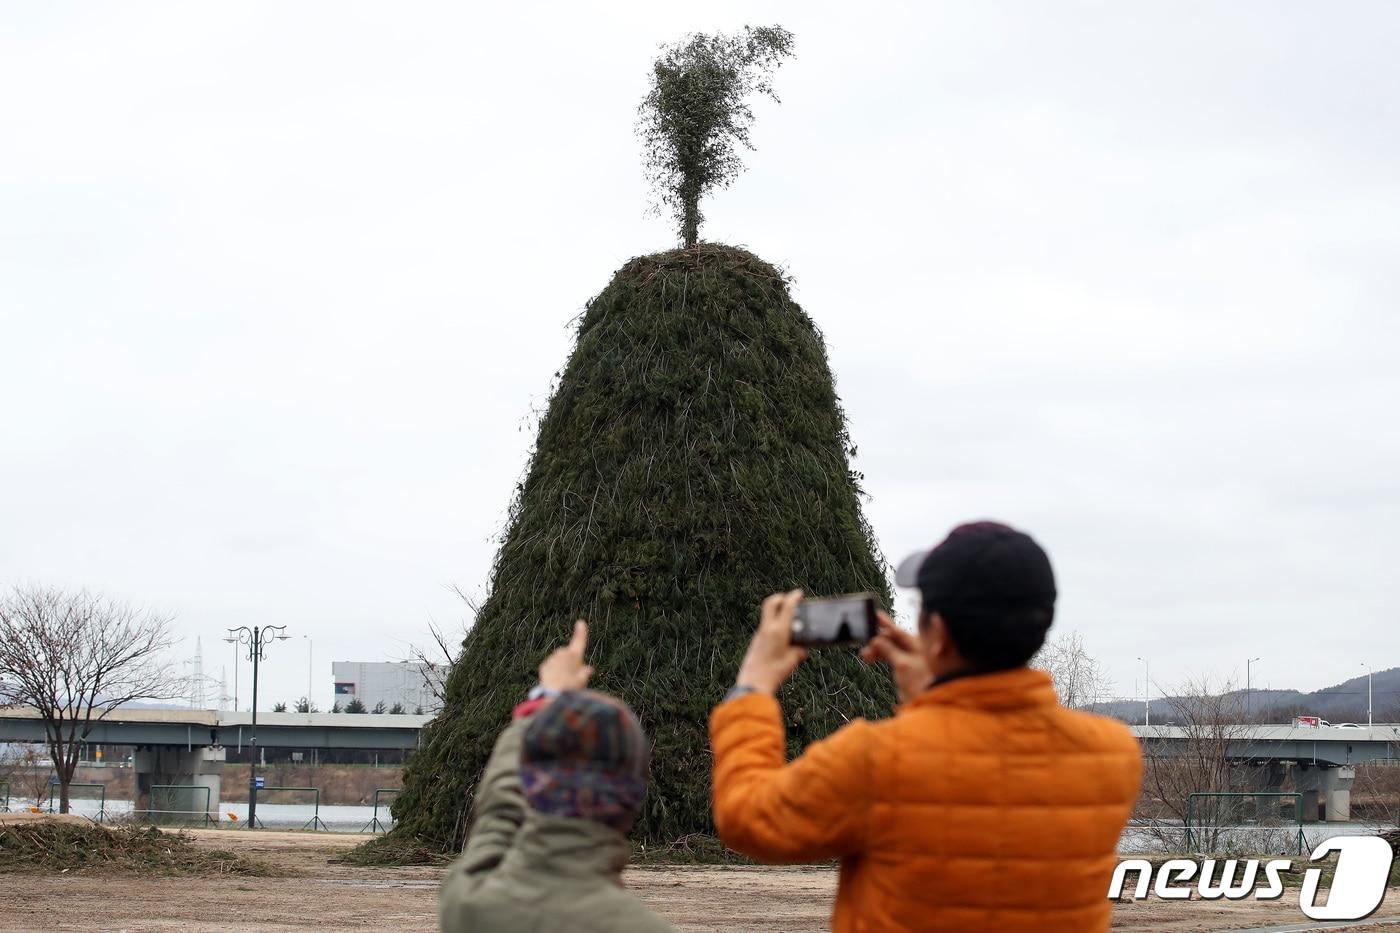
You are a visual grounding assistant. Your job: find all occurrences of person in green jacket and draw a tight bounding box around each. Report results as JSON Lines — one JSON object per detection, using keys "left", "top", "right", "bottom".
{"left": 439, "top": 621, "right": 674, "bottom": 933}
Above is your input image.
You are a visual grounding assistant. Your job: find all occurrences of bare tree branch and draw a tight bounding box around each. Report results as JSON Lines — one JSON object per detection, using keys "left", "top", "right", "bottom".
{"left": 401, "top": 584, "right": 474, "bottom": 710}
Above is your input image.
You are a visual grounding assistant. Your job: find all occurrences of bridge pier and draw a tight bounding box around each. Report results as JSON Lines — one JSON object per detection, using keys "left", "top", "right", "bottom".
{"left": 1245, "top": 761, "right": 1288, "bottom": 818}
{"left": 134, "top": 745, "right": 225, "bottom": 824}
{"left": 1293, "top": 763, "right": 1354, "bottom": 821}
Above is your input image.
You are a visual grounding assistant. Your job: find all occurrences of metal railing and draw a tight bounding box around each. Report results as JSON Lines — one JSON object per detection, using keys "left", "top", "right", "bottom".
{"left": 1185, "top": 792, "right": 1306, "bottom": 855}
{"left": 251, "top": 786, "right": 328, "bottom": 831}
{"left": 146, "top": 784, "right": 212, "bottom": 828}
{"left": 360, "top": 788, "right": 401, "bottom": 834}
{"left": 47, "top": 781, "right": 106, "bottom": 823}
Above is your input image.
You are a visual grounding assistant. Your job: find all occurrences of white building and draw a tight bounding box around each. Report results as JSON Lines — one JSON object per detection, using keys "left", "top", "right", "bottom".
{"left": 331, "top": 661, "right": 445, "bottom": 713}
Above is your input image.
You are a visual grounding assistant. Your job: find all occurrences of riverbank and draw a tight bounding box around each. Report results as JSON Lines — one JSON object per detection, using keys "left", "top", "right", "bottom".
{"left": 3, "top": 822, "right": 1399, "bottom": 931}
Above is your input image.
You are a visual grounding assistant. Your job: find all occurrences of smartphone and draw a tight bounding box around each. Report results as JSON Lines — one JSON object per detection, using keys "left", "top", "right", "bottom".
{"left": 791, "top": 594, "right": 878, "bottom": 647}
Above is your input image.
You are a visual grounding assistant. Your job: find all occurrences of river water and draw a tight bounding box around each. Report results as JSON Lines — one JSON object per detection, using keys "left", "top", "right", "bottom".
{"left": 4, "top": 797, "right": 389, "bottom": 833}
{"left": 7, "top": 798, "right": 1391, "bottom": 848}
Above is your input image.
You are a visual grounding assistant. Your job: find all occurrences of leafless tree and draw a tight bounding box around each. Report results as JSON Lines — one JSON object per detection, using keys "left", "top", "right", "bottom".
{"left": 0, "top": 743, "right": 54, "bottom": 810}
{"left": 1033, "top": 630, "right": 1113, "bottom": 710}
{"left": 0, "top": 585, "right": 182, "bottom": 813}
{"left": 1138, "top": 675, "right": 1275, "bottom": 852}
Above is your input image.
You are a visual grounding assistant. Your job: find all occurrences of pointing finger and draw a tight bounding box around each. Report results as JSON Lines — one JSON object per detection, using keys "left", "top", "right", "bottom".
{"left": 569, "top": 619, "right": 588, "bottom": 656}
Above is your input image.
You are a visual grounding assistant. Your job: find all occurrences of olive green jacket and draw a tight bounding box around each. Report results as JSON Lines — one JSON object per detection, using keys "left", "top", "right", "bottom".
{"left": 438, "top": 718, "right": 674, "bottom": 933}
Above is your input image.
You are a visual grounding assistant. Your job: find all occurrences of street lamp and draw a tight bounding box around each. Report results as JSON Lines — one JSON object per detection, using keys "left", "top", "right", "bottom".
{"left": 302, "top": 635, "right": 313, "bottom": 711}
{"left": 1137, "top": 657, "right": 1150, "bottom": 727}
{"left": 1362, "top": 662, "right": 1373, "bottom": 728}
{"left": 1246, "top": 657, "right": 1261, "bottom": 723}
{"left": 227, "top": 625, "right": 290, "bottom": 829}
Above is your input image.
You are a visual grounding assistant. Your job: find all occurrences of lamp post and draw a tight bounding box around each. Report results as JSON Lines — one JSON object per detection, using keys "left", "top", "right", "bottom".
{"left": 303, "top": 635, "right": 313, "bottom": 711}
{"left": 227, "top": 625, "right": 289, "bottom": 829}
{"left": 1137, "top": 656, "right": 1150, "bottom": 727}
{"left": 1362, "top": 662, "right": 1373, "bottom": 728}
{"left": 1247, "top": 657, "right": 1261, "bottom": 723}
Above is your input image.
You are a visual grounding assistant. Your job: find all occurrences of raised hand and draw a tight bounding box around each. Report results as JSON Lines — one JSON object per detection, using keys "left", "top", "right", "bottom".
{"left": 538, "top": 619, "right": 595, "bottom": 692}
{"left": 735, "top": 590, "right": 810, "bottom": 695}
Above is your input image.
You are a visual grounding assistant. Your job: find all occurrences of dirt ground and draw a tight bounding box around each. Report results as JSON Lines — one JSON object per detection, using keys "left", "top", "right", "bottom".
{"left": 3, "top": 826, "right": 1399, "bottom": 932}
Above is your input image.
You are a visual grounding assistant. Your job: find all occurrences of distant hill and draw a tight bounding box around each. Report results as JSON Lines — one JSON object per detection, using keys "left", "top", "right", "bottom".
{"left": 1097, "top": 666, "right": 1400, "bottom": 724}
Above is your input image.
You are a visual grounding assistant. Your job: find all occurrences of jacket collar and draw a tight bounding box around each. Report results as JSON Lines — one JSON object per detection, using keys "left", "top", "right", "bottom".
{"left": 906, "top": 666, "right": 1058, "bottom": 712}
{"left": 501, "top": 810, "right": 631, "bottom": 885}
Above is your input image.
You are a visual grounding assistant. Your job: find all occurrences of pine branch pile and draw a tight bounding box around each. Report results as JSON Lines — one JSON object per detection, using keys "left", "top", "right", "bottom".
{"left": 371, "top": 243, "right": 895, "bottom": 859}
{"left": 0, "top": 821, "right": 269, "bottom": 875}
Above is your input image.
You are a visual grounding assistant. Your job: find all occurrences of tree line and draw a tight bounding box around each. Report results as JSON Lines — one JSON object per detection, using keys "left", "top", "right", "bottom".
{"left": 268, "top": 697, "right": 423, "bottom": 715}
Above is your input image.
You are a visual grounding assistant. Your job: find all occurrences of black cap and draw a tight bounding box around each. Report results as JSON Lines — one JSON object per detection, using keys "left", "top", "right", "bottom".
{"left": 895, "top": 521, "right": 1056, "bottom": 669}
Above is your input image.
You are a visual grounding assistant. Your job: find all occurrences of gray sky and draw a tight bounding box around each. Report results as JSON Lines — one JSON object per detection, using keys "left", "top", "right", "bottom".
{"left": 2, "top": 2, "right": 1397, "bottom": 712}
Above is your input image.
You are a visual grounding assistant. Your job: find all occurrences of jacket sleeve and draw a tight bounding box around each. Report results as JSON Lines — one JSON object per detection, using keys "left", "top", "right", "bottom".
{"left": 439, "top": 716, "right": 530, "bottom": 925}
{"left": 709, "top": 691, "right": 873, "bottom": 863}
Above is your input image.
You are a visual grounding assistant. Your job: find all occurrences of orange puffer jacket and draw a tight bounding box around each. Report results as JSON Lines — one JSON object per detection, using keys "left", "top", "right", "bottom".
{"left": 710, "top": 667, "right": 1142, "bottom": 932}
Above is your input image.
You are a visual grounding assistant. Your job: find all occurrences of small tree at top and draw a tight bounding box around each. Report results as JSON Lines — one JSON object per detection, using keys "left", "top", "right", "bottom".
{"left": 639, "top": 25, "right": 794, "bottom": 248}
{"left": 344, "top": 697, "right": 367, "bottom": 714}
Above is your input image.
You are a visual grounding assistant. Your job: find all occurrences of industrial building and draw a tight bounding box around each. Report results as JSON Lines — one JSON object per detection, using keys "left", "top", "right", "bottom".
{"left": 331, "top": 660, "right": 445, "bottom": 714}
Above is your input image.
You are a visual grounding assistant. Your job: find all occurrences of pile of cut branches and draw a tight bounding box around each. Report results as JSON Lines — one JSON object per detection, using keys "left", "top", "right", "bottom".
{"left": 377, "top": 243, "right": 895, "bottom": 861}
{"left": 0, "top": 821, "right": 268, "bottom": 876}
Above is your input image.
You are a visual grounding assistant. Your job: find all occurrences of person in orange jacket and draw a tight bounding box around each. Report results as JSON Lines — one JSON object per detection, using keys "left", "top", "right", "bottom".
{"left": 710, "top": 521, "right": 1142, "bottom": 932}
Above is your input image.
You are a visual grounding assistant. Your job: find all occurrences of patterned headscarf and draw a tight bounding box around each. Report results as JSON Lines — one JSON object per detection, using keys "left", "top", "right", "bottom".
{"left": 519, "top": 690, "right": 649, "bottom": 833}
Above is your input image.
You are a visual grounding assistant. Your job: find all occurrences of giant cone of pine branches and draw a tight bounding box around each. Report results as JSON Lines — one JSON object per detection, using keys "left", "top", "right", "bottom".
{"left": 388, "top": 244, "right": 895, "bottom": 852}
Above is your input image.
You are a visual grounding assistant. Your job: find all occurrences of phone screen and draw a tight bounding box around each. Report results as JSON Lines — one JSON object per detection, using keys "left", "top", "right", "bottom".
{"left": 791, "top": 594, "right": 877, "bottom": 646}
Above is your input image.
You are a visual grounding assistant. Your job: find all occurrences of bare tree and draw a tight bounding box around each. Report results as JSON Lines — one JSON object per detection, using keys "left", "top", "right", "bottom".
{"left": 1033, "top": 630, "right": 1113, "bottom": 710}
{"left": 1138, "top": 675, "right": 1270, "bottom": 852}
{"left": 0, "top": 586, "right": 181, "bottom": 813}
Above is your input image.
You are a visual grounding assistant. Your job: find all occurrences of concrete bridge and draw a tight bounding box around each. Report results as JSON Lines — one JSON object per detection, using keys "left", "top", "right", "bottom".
{"left": 0, "top": 706, "right": 431, "bottom": 822}
{"left": 6, "top": 709, "right": 1396, "bottom": 824}
{"left": 1130, "top": 723, "right": 1400, "bottom": 821}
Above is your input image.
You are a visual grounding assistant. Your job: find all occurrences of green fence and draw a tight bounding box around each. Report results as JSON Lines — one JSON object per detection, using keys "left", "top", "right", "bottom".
{"left": 47, "top": 781, "right": 106, "bottom": 823}
{"left": 360, "top": 788, "right": 401, "bottom": 834}
{"left": 148, "top": 784, "right": 212, "bottom": 828}
{"left": 1186, "top": 792, "right": 1306, "bottom": 855}
{"left": 252, "top": 786, "right": 328, "bottom": 831}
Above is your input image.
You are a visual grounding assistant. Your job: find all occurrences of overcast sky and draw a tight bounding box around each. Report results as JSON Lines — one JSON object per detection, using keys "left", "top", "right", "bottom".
{"left": 2, "top": 2, "right": 1397, "bottom": 713}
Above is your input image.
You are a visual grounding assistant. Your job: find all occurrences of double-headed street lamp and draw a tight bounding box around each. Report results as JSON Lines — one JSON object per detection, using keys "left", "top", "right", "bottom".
{"left": 227, "top": 625, "right": 289, "bottom": 829}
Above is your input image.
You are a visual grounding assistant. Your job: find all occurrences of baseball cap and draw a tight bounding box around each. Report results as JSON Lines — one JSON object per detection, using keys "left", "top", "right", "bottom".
{"left": 895, "top": 521, "right": 1056, "bottom": 669}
